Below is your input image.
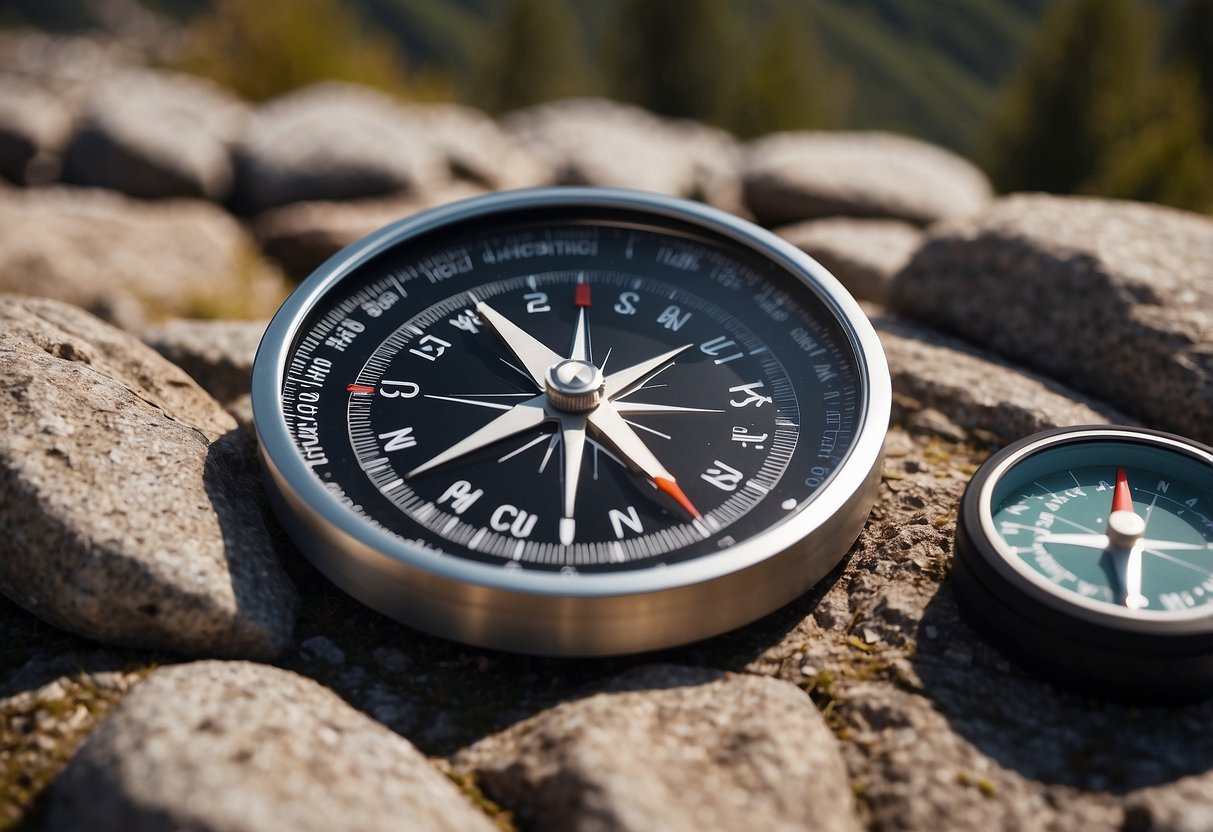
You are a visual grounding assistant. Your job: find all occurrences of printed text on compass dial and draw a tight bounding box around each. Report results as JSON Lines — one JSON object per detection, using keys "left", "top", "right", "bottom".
{"left": 279, "top": 226, "right": 861, "bottom": 572}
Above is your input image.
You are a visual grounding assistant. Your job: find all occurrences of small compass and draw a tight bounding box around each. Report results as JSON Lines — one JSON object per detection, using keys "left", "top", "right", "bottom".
{"left": 251, "top": 187, "right": 890, "bottom": 656}
{"left": 954, "top": 425, "right": 1213, "bottom": 700}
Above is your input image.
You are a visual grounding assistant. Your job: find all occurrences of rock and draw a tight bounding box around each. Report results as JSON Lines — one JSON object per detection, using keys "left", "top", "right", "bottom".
{"left": 504, "top": 98, "right": 737, "bottom": 198}
{"left": 875, "top": 315, "right": 1134, "bottom": 443}
{"left": 890, "top": 194, "right": 1213, "bottom": 444}
{"left": 776, "top": 218, "right": 923, "bottom": 303}
{"left": 141, "top": 318, "right": 265, "bottom": 405}
{"left": 234, "top": 82, "right": 448, "bottom": 212}
{"left": 0, "top": 75, "right": 73, "bottom": 185}
{"left": 0, "top": 31, "right": 141, "bottom": 104}
{"left": 253, "top": 182, "right": 486, "bottom": 276}
{"left": 402, "top": 102, "right": 552, "bottom": 191}
{"left": 741, "top": 131, "right": 993, "bottom": 227}
{"left": 457, "top": 664, "right": 861, "bottom": 832}
{"left": 48, "top": 661, "right": 499, "bottom": 832}
{"left": 1124, "top": 775, "right": 1213, "bottom": 832}
{"left": 0, "top": 185, "right": 287, "bottom": 328}
{"left": 300, "top": 635, "right": 345, "bottom": 665}
{"left": 0, "top": 296, "right": 296, "bottom": 658}
{"left": 60, "top": 69, "right": 248, "bottom": 200}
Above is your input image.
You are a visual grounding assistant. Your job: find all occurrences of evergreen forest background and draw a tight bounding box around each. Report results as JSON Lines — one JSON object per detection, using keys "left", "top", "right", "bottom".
{"left": 4, "top": 0, "right": 1212, "bottom": 213}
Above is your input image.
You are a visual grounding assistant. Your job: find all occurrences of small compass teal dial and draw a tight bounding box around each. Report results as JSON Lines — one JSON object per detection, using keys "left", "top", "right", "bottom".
{"left": 955, "top": 426, "right": 1213, "bottom": 701}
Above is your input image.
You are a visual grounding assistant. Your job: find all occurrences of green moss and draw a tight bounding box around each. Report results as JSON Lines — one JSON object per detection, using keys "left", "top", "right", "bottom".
{"left": 438, "top": 764, "right": 518, "bottom": 832}
{"left": 0, "top": 670, "right": 146, "bottom": 831}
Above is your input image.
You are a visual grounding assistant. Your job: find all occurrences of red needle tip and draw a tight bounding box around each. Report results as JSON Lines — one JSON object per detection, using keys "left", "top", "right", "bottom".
{"left": 655, "top": 476, "right": 702, "bottom": 520}
{"left": 1112, "top": 467, "right": 1134, "bottom": 513}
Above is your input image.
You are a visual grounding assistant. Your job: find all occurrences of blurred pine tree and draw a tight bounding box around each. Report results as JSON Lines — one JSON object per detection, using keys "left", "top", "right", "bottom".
{"left": 982, "top": 0, "right": 1157, "bottom": 195}
{"left": 1084, "top": 68, "right": 1211, "bottom": 211}
{"left": 602, "top": 0, "right": 743, "bottom": 125}
{"left": 179, "top": 0, "right": 419, "bottom": 102}
{"left": 470, "top": 0, "right": 593, "bottom": 113}
{"left": 727, "top": 5, "right": 851, "bottom": 137}
{"left": 1169, "top": 0, "right": 1213, "bottom": 144}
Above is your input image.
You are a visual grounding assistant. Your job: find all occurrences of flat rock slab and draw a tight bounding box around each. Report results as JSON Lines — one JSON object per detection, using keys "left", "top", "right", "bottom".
{"left": 61, "top": 68, "right": 248, "bottom": 200}
{"left": 48, "top": 661, "right": 499, "bottom": 832}
{"left": 875, "top": 315, "right": 1133, "bottom": 443}
{"left": 503, "top": 97, "right": 740, "bottom": 201}
{"left": 0, "top": 75, "right": 72, "bottom": 186}
{"left": 253, "top": 182, "right": 486, "bottom": 277}
{"left": 234, "top": 82, "right": 448, "bottom": 212}
{"left": 0, "top": 184, "right": 287, "bottom": 329}
{"left": 776, "top": 218, "right": 923, "bottom": 303}
{"left": 457, "top": 664, "right": 861, "bottom": 832}
{"left": 891, "top": 194, "right": 1213, "bottom": 444}
{"left": 0, "top": 296, "right": 296, "bottom": 658}
{"left": 400, "top": 102, "right": 553, "bottom": 191}
{"left": 742, "top": 131, "right": 992, "bottom": 227}
{"left": 141, "top": 318, "right": 266, "bottom": 405}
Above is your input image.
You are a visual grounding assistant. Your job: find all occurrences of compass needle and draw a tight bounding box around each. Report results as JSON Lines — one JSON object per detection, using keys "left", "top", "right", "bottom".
{"left": 408, "top": 398, "right": 548, "bottom": 478}
{"left": 253, "top": 188, "right": 888, "bottom": 656}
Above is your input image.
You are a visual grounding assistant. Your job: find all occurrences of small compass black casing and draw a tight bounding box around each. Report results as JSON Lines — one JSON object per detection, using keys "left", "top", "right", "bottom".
{"left": 955, "top": 425, "right": 1213, "bottom": 702}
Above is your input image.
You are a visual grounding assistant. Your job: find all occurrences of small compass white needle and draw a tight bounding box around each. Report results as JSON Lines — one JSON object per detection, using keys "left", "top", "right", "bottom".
{"left": 1116, "top": 543, "right": 1147, "bottom": 609}
{"left": 1107, "top": 468, "right": 1148, "bottom": 608}
{"left": 408, "top": 397, "right": 548, "bottom": 477}
{"left": 602, "top": 344, "right": 693, "bottom": 401}
{"left": 475, "top": 299, "right": 563, "bottom": 389}
{"left": 588, "top": 401, "right": 701, "bottom": 519}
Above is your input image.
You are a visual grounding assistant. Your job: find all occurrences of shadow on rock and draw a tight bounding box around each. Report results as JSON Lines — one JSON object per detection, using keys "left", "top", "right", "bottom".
{"left": 270, "top": 525, "right": 852, "bottom": 758}
{"left": 201, "top": 429, "right": 299, "bottom": 658}
{"left": 912, "top": 579, "right": 1213, "bottom": 792}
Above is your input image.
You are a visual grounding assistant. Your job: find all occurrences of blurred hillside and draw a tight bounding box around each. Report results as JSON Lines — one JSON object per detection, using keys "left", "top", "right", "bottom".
{"left": 2, "top": 0, "right": 1211, "bottom": 212}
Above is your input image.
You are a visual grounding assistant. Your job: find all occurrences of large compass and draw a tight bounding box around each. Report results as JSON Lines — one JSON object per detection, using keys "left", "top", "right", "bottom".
{"left": 252, "top": 188, "right": 890, "bottom": 655}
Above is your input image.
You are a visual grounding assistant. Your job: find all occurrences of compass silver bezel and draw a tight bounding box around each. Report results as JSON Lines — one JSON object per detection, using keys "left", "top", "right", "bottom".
{"left": 976, "top": 425, "right": 1213, "bottom": 634}
{"left": 252, "top": 187, "right": 890, "bottom": 655}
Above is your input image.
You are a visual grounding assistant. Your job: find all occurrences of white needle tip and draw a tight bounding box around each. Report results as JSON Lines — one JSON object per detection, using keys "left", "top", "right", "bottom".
{"left": 560, "top": 517, "right": 576, "bottom": 547}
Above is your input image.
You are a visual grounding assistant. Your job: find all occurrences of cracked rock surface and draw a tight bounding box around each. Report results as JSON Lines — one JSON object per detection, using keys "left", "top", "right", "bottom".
{"left": 48, "top": 661, "right": 499, "bottom": 832}
{"left": 0, "top": 296, "right": 296, "bottom": 659}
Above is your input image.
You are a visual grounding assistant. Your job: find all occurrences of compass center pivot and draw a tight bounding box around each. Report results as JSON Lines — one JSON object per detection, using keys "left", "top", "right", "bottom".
{"left": 545, "top": 359, "right": 604, "bottom": 412}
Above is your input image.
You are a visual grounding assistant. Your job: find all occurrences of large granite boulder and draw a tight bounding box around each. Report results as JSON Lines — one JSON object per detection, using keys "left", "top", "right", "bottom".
{"left": 0, "top": 30, "right": 141, "bottom": 103}
{"left": 457, "top": 664, "right": 861, "bottom": 832}
{"left": 742, "top": 130, "right": 993, "bottom": 227}
{"left": 60, "top": 69, "right": 248, "bottom": 200}
{"left": 503, "top": 97, "right": 740, "bottom": 200}
{"left": 0, "top": 184, "right": 287, "bottom": 328}
{"left": 48, "top": 661, "right": 499, "bottom": 832}
{"left": 252, "top": 182, "right": 486, "bottom": 277}
{"left": 233, "top": 82, "right": 448, "bottom": 213}
{"left": 777, "top": 218, "right": 923, "bottom": 303}
{"left": 891, "top": 194, "right": 1213, "bottom": 444}
{"left": 140, "top": 318, "right": 265, "bottom": 406}
{"left": 0, "top": 296, "right": 296, "bottom": 659}
{"left": 875, "top": 315, "right": 1134, "bottom": 442}
{"left": 0, "top": 75, "right": 73, "bottom": 185}
{"left": 400, "top": 102, "right": 552, "bottom": 191}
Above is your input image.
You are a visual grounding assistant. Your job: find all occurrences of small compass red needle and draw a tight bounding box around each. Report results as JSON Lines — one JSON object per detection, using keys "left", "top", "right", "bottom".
{"left": 1113, "top": 467, "right": 1134, "bottom": 513}
{"left": 655, "top": 476, "right": 702, "bottom": 520}
{"left": 347, "top": 384, "right": 375, "bottom": 394}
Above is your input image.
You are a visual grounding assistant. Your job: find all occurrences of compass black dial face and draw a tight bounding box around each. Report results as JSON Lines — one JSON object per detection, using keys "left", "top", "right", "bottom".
{"left": 253, "top": 188, "right": 889, "bottom": 655}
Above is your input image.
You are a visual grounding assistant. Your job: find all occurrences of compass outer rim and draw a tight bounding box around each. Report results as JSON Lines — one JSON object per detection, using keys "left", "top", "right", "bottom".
{"left": 961, "top": 424, "right": 1213, "bottom": 638}
{"left": 251, "top": 186, "right": 891, "bottom": 655}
